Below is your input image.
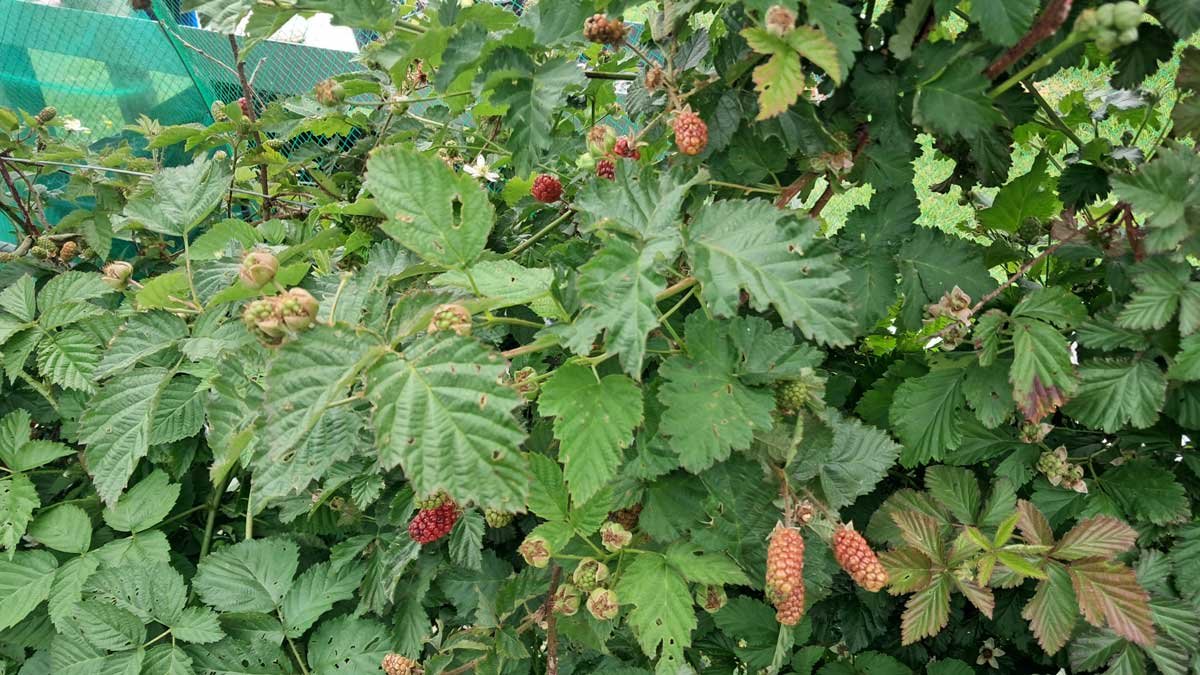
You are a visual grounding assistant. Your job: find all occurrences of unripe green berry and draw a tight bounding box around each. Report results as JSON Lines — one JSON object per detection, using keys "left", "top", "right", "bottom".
{"left": 1117, "top": 27, "right": 1138, "bottom": 45}
{"left": 1111, "top": 1, "right": 1143, "bottom": 30}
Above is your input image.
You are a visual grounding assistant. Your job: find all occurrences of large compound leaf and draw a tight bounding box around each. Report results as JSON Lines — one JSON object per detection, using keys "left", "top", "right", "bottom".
{"left": 366, "top": 145, "right": 495, "bottom": 267}
{"left": 573, "top": 166, "right": 699, "bottom": 241}
{"left": 122, "top": 156, "right": 230, "bottom": 236}
{"left": 368, "top": 334, "right": 529, "bottom": 510}
{"left": 539, "top": 364, "right": 643, "bottom": 503}
{"left": 686, "top": 200, "right": 855, "bottom": 346}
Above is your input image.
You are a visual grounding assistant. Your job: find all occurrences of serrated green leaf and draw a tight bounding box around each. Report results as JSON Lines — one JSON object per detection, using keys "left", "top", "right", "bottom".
{"left": 961, "top": 360, "right": 1015, "bottom": 428}
{"left": 169, "top": 607, "right": 224, "bottom": 645}
{"left": 1112, "top": 146, "right": 1200, "bottom": 253}
{"left": 1022, "top": 562, "right": 1078, "bottom": 655}
{"left": 1055, "top": 516, "right": 1138, "bottom": 561}
{"left": 491, "top": 57, "right": 586, "bottom": 172}
{"left": 368, "top": 334, "right": 529, "bottom": 510}
{"left": 193, "top": 538, "right": 298, "bottom": 613}
{"left": 79, "top": 368, "right": 172, "bottom": 505}
{"left": 0, "top": 473, "right": 37, "bottom": 554}
{"left": 880, "top": 546, "right": 933, "bottom": 594}
{"left": 789, "top": 409, "right": 900, "bottom": 510}
{"left": 142, "top": 645, "right": 195, "bottom": 675}
{"left": 892, "top": 511, "right": 944, "bottom": 563}
{"left": 306, "top": 615, "right": 391, "bottom": 674}
{"left": 890, "top": 367, "right": 966, "bottom": 467}
{"left": 1169, "top": 333, "right": 1200, "bottom": 380}
{"left": 75, "top": 600, "right": 146, "bottom": 651}
{"left": 896, "top": 229, "right": 995, "bottom": 330}
{"left": 431, "top": 260, "right": 566, "bottom": 320}
{"left": 664, "top": 542, "right": 749, "bottom": 586}
{"left": 539, "top": 364, "right": 643, "bottom": 503}
{"left": 1118, "top": 260, "right": 1198, "bottom": 332}
{"left": 969, "top": 0, "right": 1039, "bottom": 45}
{"left": 184, "top": 637, "right": 292, "bottom": 674}
{"left": 526, "top": 452, "right": 569, "bottom": 522}
{"left": 27, "top": 504, "right": 91, "bottom": 554}
{"left": 122, "top": 156, "right": 230, "bottom": 236}
{"left": 37, "top": 271, "right": 114, "bottom": 313}
{"left": 0, "top": 275, "right": 37, "bottom": 322}
{"left": 95, "top": 312, "right": 188, "bottom": 379}
{"left": 1062, "top": 358, "right": 1166, "bottom": 432}
{"left": 914, "top": 57, "right": 1007, "bottom": 140}
{"left": 979, "top": 155, "right": 1062, "bottom": 232}
{"left": 924, "top": 466, "right": 981, "bottom": 524}
{"left": 1010, "top": 317, "right": 1077, "bottom": 421}
{"left": 279, "top": 561, "right": 365, "bottom": 638}
{"left": 615, "top": 552, "right": 696, "bottom": 668}
{"left": 49, "top": 554, "right": 99, "bottom": 631}
{"left": 573, "top": 165, "right": 699, "bottom": 241}
{"left": 365, "top": 145, "right": 494, "bottom": 267}
{"left": 658, "top": 314, "right": 775, "bottom": 472}
{"left": 103, "top": 470, "right": 180, "bottom": 534}
{"left": 1103, "top": 459, "right": 1190, "bottom": 526}
{"left": 36, "top": 329, "right": 100, "bottom": 392}
{"left": 449, "top": 510, "right": 484, "bottom": 571}
{"left": 687, "top": 201, "right": 854, "bottom": 346}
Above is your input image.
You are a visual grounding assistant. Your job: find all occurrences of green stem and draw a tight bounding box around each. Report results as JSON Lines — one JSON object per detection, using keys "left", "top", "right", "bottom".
{"left": 504, "top": 210, "right": 574, "bottom": 259}
{"left": 485, "top": 316, "right": 545, "bottom": 329}
{"left": 1026, "top": 80, "right": 1085, "bottom": 149}
{"left": 200, "top": 473, "right": 234, "bottom": 559}
{"left": 143, "top": 629, "right": 171, "bottom": 649}
{"left": 279, "top": 611, "right": 312, "bottom": 675}
{"left": 158, "top": 504, "right": 207, "bottom": 528}
{"left": 655, "top": 276, "right": 697, "bottom": 302}
{"left": 989, "top": 33, "right": 1084, "bottom": 99}
{"left": 658, "top": 287, "right": 696, "bottom": 326}
{"left": 181, "top": 232, "right": 201, "bottom": 307}
{"left": 706, "top": 180, "right": 782, "bottom": 194}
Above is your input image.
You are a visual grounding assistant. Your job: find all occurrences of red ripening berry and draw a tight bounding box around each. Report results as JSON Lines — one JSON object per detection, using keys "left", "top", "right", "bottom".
{"left": 238, "top": 97, "right": 252, "bottom": 118}
{"left": 596, "top": 158, "right": 616, "bottom": 181}
{"left": 765, "top": 523, "right": 805, "bottom": 626}
{"left": 832, "top": 524, "right": 889, "bottom": 592}
{"left": 531, "top": 174, "right": 563, "bottom": 203}
{"left": 614, "top": 137, "right": 641, "bottom": 160}
{"left": 673, "top": 109, "right": 708, "bottom": 156}
{"left": 407, "top": 501, "right": 460, "bottom": 544}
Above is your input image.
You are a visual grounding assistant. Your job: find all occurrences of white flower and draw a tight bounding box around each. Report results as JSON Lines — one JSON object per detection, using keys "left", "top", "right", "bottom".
{"left": 977, "top": 638, "right": 1005, "bottom": 669}
{"left": 614, "top": 81, "right": 631, "bottom": 96}
{"left": 62, "top": 117, "right": 89, "bottom": 134}
{"left": 463, "top": 154, "right": 499, "bottom": 183}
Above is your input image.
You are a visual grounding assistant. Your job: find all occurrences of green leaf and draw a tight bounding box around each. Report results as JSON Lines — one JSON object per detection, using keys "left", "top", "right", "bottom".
{"left": 892, "top": 511, "right": 945, "bottom": 563}
{"left": 185, "top": 637, "right": 292, "bottom": 674}
{"left": 262, "top": 325, "right": 374, "bottom": 467}
{"left": 1062, "top": 358, "right": 1167, "bottom": 432}
{"left": 75, "top": 600, "right": 146, "bottom": 651}
{"left": 150, "top": 375, "right": 206, "bottom": 445}
{"left": 491, "top": 57, "right": 586, "bottom": 172}
{"left": 170, "top": 607, "right": 224, "bottom": 645}
{"left": 789, "top": 410, "right": 901, "bottom": 510}
{"left": 1022, "top": 562, "right": 1078, "bottom": 655}
{"left": 37, "top": 270, "right": 114, "bottom": 312}
{"left": 615, "top": 552, "right": 696, "bottom": 669}
{"left": 1112, "top": 146, "right": 1200, "bottom": 253}
{"left": 573, "top": 165, "right": 700, "bottom": 241}
{"left": 743, "top": 28, "right": 810, "bottom": 120}
{"left": 188, "top": 218, "right": 262, "bottom": 260}
{"left": 37, "top": 329, "right": 101, "bottom": 393}
{"left": 193, "top": 538, "right": 298, "bottom": 613}
{"left": 1055, "top": 516, "right": 1138, "bottom": 561}
{"left": 1010, "top": 317, "right": 1077, "bottom": 421}
{"left": 880, "top": 546, "right": 933, "bottom": 594}
{"left": 95, "top": 312, "right": 189, "bottom": 379}
{"left": 900, "top": 573, "right": 951, "bottom": 645}
{"left": 367, "top": 334, "right": 529, "bottom": 510}
{"left": 0, "top": 473, "right": 37, "bottom": 554}
{"left": 365, "top": 145, "right": 495, "bottom": 267}
{"left": 0, "top": 549, "right": 57, "bottom": 630}
{"left": 27, "top": 505, "right": 91, "bottom": 554}
{"left": 539, "top": 364, "right": 643, "bottom": 503}
{"left": 1154, "top": 0, "right": 1200, "bottom": 36}
{"left": 279, "top": 561, "right": 366, "bottom": 638}
{"left": 526, "top": 452, "right": 569, "bottom": 522}
{"left": 1068, "top": 559, "right": 1156, "bottom": 647}
{"left": 1118, "top": 260, "right": 1198, "bottom": 332}
{"left": 1169, "top": 334, "right": 1200, "bottom": 380}
{"left": 102, "top": 470, "right": 181, "bottom": 533}
{"left": 122, "top": 156, "right": 230, "bottom": 236}
{"left": 896, "top": 229, "right": 995, "bottom": 330}
{"left": 1058, "top": 162, "right": 1112, "bottom": 209}
{"left": 306, "top": 616, "right": 391, "bottom": 674}
{"left": 1012, "top": 287, "right": 1088, "bottom": 329}
{"left": 969, "top": 0, "right": 1039, "bottom": 45}
{"left": 979, "top": 155, "right": 1062, "bottom": 232}
{"left": 664, "top": 542, "right": 750, "bottom": 586}
{"left": 808, "top": 0, "right": 862, "bottom": 77}
{"left": 914, "top": 57, "right": 1007, "bottom": 140}
{"left": 562, "top": 236, "right": 676, "bottom": 377}
{"left": 431, "top": 260, "right": 566, "bottom": 319}
{"left": 924, "top": 466, "right": 981, "bottom": 524}
{"left": 1102, "top": 459, "right": 1190, "bottom": 526}
{"left": 142, "top": 645, "right": 195, "bottom": 675}
{"left": 0, "top": 275, "right": 37, "bottom": 322}
{"left": 1078, "top": 314, "right": 1151, "bottom": 351}
{"left": 449, "top": 509, "right": 484, "bottom": 571}
{"left": 78, "top": 368, "right": 172, "bottom": 505}
{"left": 962, "top": 360, "right": 1015, "bottom": 428}
{"left": 657, "top": 314, "right": 776, "bottom": 472}
{"left": 686, "top": 200, "right": 855, "bottom": 346}
{"left": 889, "top": 366, "right": 967, "bottom": 467}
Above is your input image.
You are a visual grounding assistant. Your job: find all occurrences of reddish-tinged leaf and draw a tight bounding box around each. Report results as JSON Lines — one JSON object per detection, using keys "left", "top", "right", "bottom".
{"left": 1054, "top": 516, "right": 1138, "bottom": 561}
{"left": 1016, "top": 499, "right": 1055, "bottom": 546}
{"left": 901, "top": 574, "right": 951, "bottom": 645}
{"left": 954, "top": 576, "right": 995, "bottom": 619}
{"left": 1022, "top": 562, "right": 1078, "bottom": 655}
{"left": 891, "top": 511, "right": 944, "bottom": 563}
{"left": 879, "top": 546, "right": 933, "bottom": 594}
{"left": 1069, "top": 559, "right": 1156, "bottom": 647}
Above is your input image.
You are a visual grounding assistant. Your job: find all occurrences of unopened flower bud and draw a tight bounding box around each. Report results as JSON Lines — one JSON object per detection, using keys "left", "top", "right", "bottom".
{"left": 600, "top": 521, "right": 632, "bottom": 551}
{"left": 279, "top": 288, "right": 319, "bottom": 331}
{"left": 101, "top": 261, "right": 134, "bottom": 290}
{"left": 239, "top": 249, "right": 278, "bottom": 289}
{"left": 519, "top": 535, "right": 551, "bottom": 568}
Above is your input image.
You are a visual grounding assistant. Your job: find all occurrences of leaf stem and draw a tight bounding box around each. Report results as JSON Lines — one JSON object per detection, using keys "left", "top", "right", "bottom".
{"left": 199, "top": 473, "right": 234, "bottom": 560}
{"left": 1025, "top": 80, "right": 1085, "bottom": 149}
{"left": 485, "top": 316, "right": 545, "bottom": 329}
{"left": 707, "top": 180, "right": 782, "bottom": 194}
{"left": 655, "top": 276, "right": 697, "bottom": 302}
{"left": 504, "top": 209, "right": 574, "bottom": 259}
{"left": 989, "top": 33, "right": 1084, "bottom": 99}
{"left": 158, "top": 504, "right": 207, "bottom": 528}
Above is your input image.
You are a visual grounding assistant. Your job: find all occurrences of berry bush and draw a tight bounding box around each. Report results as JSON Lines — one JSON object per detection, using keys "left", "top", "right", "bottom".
{"left": 0, "top": 1, "right": 1198, "bottom": 673}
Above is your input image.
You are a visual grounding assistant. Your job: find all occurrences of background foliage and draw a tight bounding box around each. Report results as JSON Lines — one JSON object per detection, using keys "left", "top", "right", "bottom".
{"left": 0, "top": 0, "right": 1198, "bottom": 673}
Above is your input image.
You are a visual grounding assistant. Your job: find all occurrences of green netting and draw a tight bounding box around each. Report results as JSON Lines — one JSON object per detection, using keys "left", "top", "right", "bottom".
{"left": 0, "top": 0, "right": 366, "bottom": 244}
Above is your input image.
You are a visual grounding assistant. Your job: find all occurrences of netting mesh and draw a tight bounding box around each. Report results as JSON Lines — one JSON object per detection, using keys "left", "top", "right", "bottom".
{"left": 0, "top": 0, "right": 361, "bottom": 137}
